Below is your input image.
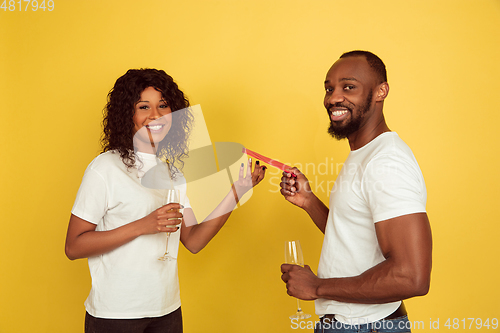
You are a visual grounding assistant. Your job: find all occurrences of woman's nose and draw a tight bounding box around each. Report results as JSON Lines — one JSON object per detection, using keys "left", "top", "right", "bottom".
{"left": 149, "top": 107, "right": 161, "bottom": 120}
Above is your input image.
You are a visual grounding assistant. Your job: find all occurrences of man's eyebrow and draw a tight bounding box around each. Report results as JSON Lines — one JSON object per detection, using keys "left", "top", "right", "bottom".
{"left": 340, "top": 77, "right": 359, "bottom": 82}
{"left": 324, "top": 77, "right": 359, "bottom": 84}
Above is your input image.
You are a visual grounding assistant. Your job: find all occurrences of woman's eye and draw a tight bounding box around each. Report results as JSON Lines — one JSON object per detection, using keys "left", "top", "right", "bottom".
{"left": 138, "top": 105, "right": 149, "bottom": 110}
{"left": 159, "top": 104, "right": 169, "bottom": 109}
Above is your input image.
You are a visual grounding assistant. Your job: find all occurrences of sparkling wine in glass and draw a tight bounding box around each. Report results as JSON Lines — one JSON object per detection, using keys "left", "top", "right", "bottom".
{"left": 158, "top": 189, "right": 181, "bottom": 261}
{"left": 285, "top": 240, "right": 312, "bottom": 320}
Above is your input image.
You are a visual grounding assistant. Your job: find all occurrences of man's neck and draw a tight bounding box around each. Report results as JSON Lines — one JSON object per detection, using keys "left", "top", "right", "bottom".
{"left": 347, "top": 116, "right": 390, "bottom": 151}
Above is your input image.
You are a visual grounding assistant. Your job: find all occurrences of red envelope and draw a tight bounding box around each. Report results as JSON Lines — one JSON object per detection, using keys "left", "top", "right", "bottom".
{"left": 243, "top": 148, "right": 296, "bottom": 177}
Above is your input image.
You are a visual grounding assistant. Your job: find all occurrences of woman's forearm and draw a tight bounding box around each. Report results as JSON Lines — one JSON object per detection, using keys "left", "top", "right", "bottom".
{"left": 65, "top": 215, "right": 143, "bottom": 260}
{"left": 65, "top": 203, "right": 182, "bottom": 260}
{"left": 180, "top": 186, "right": 239, "bottom": 254}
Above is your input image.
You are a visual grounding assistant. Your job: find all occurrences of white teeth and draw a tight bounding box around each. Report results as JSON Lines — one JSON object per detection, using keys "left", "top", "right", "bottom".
{"left": 147, "top": 125, "right": 163, "bottom": 130}
{"left": 332, "top": 110, "right": 348, "bottom": 117}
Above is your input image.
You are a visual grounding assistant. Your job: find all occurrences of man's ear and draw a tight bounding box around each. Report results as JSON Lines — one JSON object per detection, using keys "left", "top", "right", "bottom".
{"left": 375, "top": 82, "right": 389, "bottom": 102}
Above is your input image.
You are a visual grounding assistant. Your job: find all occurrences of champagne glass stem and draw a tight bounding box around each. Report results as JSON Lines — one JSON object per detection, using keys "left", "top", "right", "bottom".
{"left": 164, "top": 232, "right": 171, "bottom": 255}
{"left": 157, "top": 189, "right": 180, "bottom": 261}
{"left": 284, "top": 240, "right": 311, "bottom": 319}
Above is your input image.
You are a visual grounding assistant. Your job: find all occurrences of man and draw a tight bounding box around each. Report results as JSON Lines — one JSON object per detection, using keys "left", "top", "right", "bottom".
{"left": 280, "top": 50, "right": 432, "bottom": 333}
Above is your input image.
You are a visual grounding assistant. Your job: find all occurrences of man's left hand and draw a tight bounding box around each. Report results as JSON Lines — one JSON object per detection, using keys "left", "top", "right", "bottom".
{"left": 281, "top": 264, "right": 320, "bottom": 300}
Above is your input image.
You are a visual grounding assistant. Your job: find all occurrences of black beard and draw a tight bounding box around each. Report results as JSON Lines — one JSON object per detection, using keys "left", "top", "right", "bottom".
{"left": 327, "top": 91, "right": 372, "bottom": 140}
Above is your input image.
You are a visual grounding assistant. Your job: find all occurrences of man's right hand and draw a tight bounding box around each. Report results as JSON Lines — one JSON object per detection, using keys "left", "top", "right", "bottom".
{"left": 280, "top": 167, "right": 313, "bottom": 209}
{"left": 280, "top": 167, "right": 329, "bottom": 233}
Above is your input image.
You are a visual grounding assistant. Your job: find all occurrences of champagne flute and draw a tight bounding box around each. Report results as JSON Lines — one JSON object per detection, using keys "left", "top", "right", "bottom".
{"left": 285, "top": 240, "right": 312, "bottom": 320}
{"left": 158, "top": 189, "right": 181, "bottom": 261}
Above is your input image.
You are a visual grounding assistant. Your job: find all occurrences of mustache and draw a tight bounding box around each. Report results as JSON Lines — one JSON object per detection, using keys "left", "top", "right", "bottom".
{"left": 326, "top": 102, "right": 353, "bottom": 112}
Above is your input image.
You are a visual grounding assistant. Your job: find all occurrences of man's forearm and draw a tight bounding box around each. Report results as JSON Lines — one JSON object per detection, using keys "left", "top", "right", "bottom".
{"left": 315, "top": 257, "right": 430, "bottom": 303}
{"left": 303, "top": 194, "right": 329, "bottom": 233}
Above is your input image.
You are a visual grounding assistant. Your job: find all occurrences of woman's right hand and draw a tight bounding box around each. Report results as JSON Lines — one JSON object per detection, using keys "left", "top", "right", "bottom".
{"left": 65, "top": 203, "right": 183, "bottom": 260}
{"left": 140, "top": 203, "right": 183, "bottom": 235}
{"left": 280, "top": 167, "right": 314, "bottom": 209}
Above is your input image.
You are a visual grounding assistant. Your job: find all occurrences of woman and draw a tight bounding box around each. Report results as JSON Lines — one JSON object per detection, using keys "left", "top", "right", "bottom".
{"left": 65, "top": 68, "right": 266, "bottom": 333}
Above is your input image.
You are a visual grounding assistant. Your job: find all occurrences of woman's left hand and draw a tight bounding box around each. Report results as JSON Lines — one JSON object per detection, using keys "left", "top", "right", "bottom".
{"left": 233, "top": 159, "right": 266, "bottom": 199}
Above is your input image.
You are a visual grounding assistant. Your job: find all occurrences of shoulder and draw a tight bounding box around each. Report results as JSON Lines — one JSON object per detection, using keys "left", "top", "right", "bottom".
{"left": 360, "top": 133, "right": 424, "bottom": 183}
{"left": 370, "top": 132, "right": 412, "bottom": 154}
{"left": 360, "top": 134, "right": 427, "bottom": 219}
{"left": 361, "top": 132, "right": 418, "bottom": 165}
{"left": 85, "top": 151, "right": 130, "bottom": 177}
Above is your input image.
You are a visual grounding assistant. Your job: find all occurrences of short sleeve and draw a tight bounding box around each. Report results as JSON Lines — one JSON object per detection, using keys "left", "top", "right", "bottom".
{"left": 71, "top": 168, "right": 108, "bottom": 225}
{"left": 361, "top": 154, "right": 426, "bottom": 223}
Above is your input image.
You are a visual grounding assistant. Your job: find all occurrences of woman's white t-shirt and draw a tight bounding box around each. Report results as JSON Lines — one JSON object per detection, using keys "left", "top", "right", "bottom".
{"left": 72, "top": 151, "right": 191, "bottom": 319}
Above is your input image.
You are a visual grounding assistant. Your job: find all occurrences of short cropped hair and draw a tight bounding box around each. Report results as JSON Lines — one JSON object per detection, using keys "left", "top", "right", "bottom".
{"left": 340, "top": 50, "right": 387, "bottom": 83}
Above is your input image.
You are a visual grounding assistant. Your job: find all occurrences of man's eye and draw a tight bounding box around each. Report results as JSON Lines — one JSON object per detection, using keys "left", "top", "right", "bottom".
{"left": 344, "top": 85, "right": 355, "bottom": 91}
{"left": 325, "top": 87, "right": 333, "bottom": 92}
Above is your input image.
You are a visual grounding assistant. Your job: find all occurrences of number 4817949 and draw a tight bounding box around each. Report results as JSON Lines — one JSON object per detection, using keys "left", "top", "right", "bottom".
{"left": 444, "top": 318, "right": 498, "bottom": 330}
{"left": 1, "top": 0, "right": 55, "bottom": 11}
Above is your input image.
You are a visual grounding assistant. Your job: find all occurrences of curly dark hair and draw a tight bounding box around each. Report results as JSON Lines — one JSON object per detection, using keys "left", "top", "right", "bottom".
{"left": 101, "top": 68, "right": 193, "bottom": 176}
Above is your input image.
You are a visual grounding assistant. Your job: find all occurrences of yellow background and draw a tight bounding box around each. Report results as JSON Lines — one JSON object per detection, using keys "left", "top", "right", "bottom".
{"left": 1, "top": 0, "right": 499, "bottom": 332}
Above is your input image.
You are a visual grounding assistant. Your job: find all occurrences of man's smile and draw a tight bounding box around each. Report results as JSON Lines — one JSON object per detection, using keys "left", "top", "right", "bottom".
{"left": 329, "top": 107, "right": 350, "bottom": 122}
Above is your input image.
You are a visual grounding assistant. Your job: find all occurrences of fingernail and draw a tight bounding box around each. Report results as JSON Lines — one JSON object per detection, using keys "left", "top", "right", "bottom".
{"left": 262, "top": 166, "right": 267, "bottom": 170}
{"left": 241, "top": 163, "right": 244, "bottom": 167}
{"left": 256, "top": 160, "right": 260, "bottom": 165}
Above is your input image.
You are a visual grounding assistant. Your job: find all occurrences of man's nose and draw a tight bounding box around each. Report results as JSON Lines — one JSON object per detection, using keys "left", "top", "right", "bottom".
{"left": 326, "top": 91, "right": 345, "bottom": 105}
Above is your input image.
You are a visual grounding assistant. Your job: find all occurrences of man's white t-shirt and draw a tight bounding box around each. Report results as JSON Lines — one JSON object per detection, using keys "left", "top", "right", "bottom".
{"left": 316, "top": 132, "right": 427, "bottom": 324}
{"left": 72, "top": 151, "right": 191, "bottom": 319}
